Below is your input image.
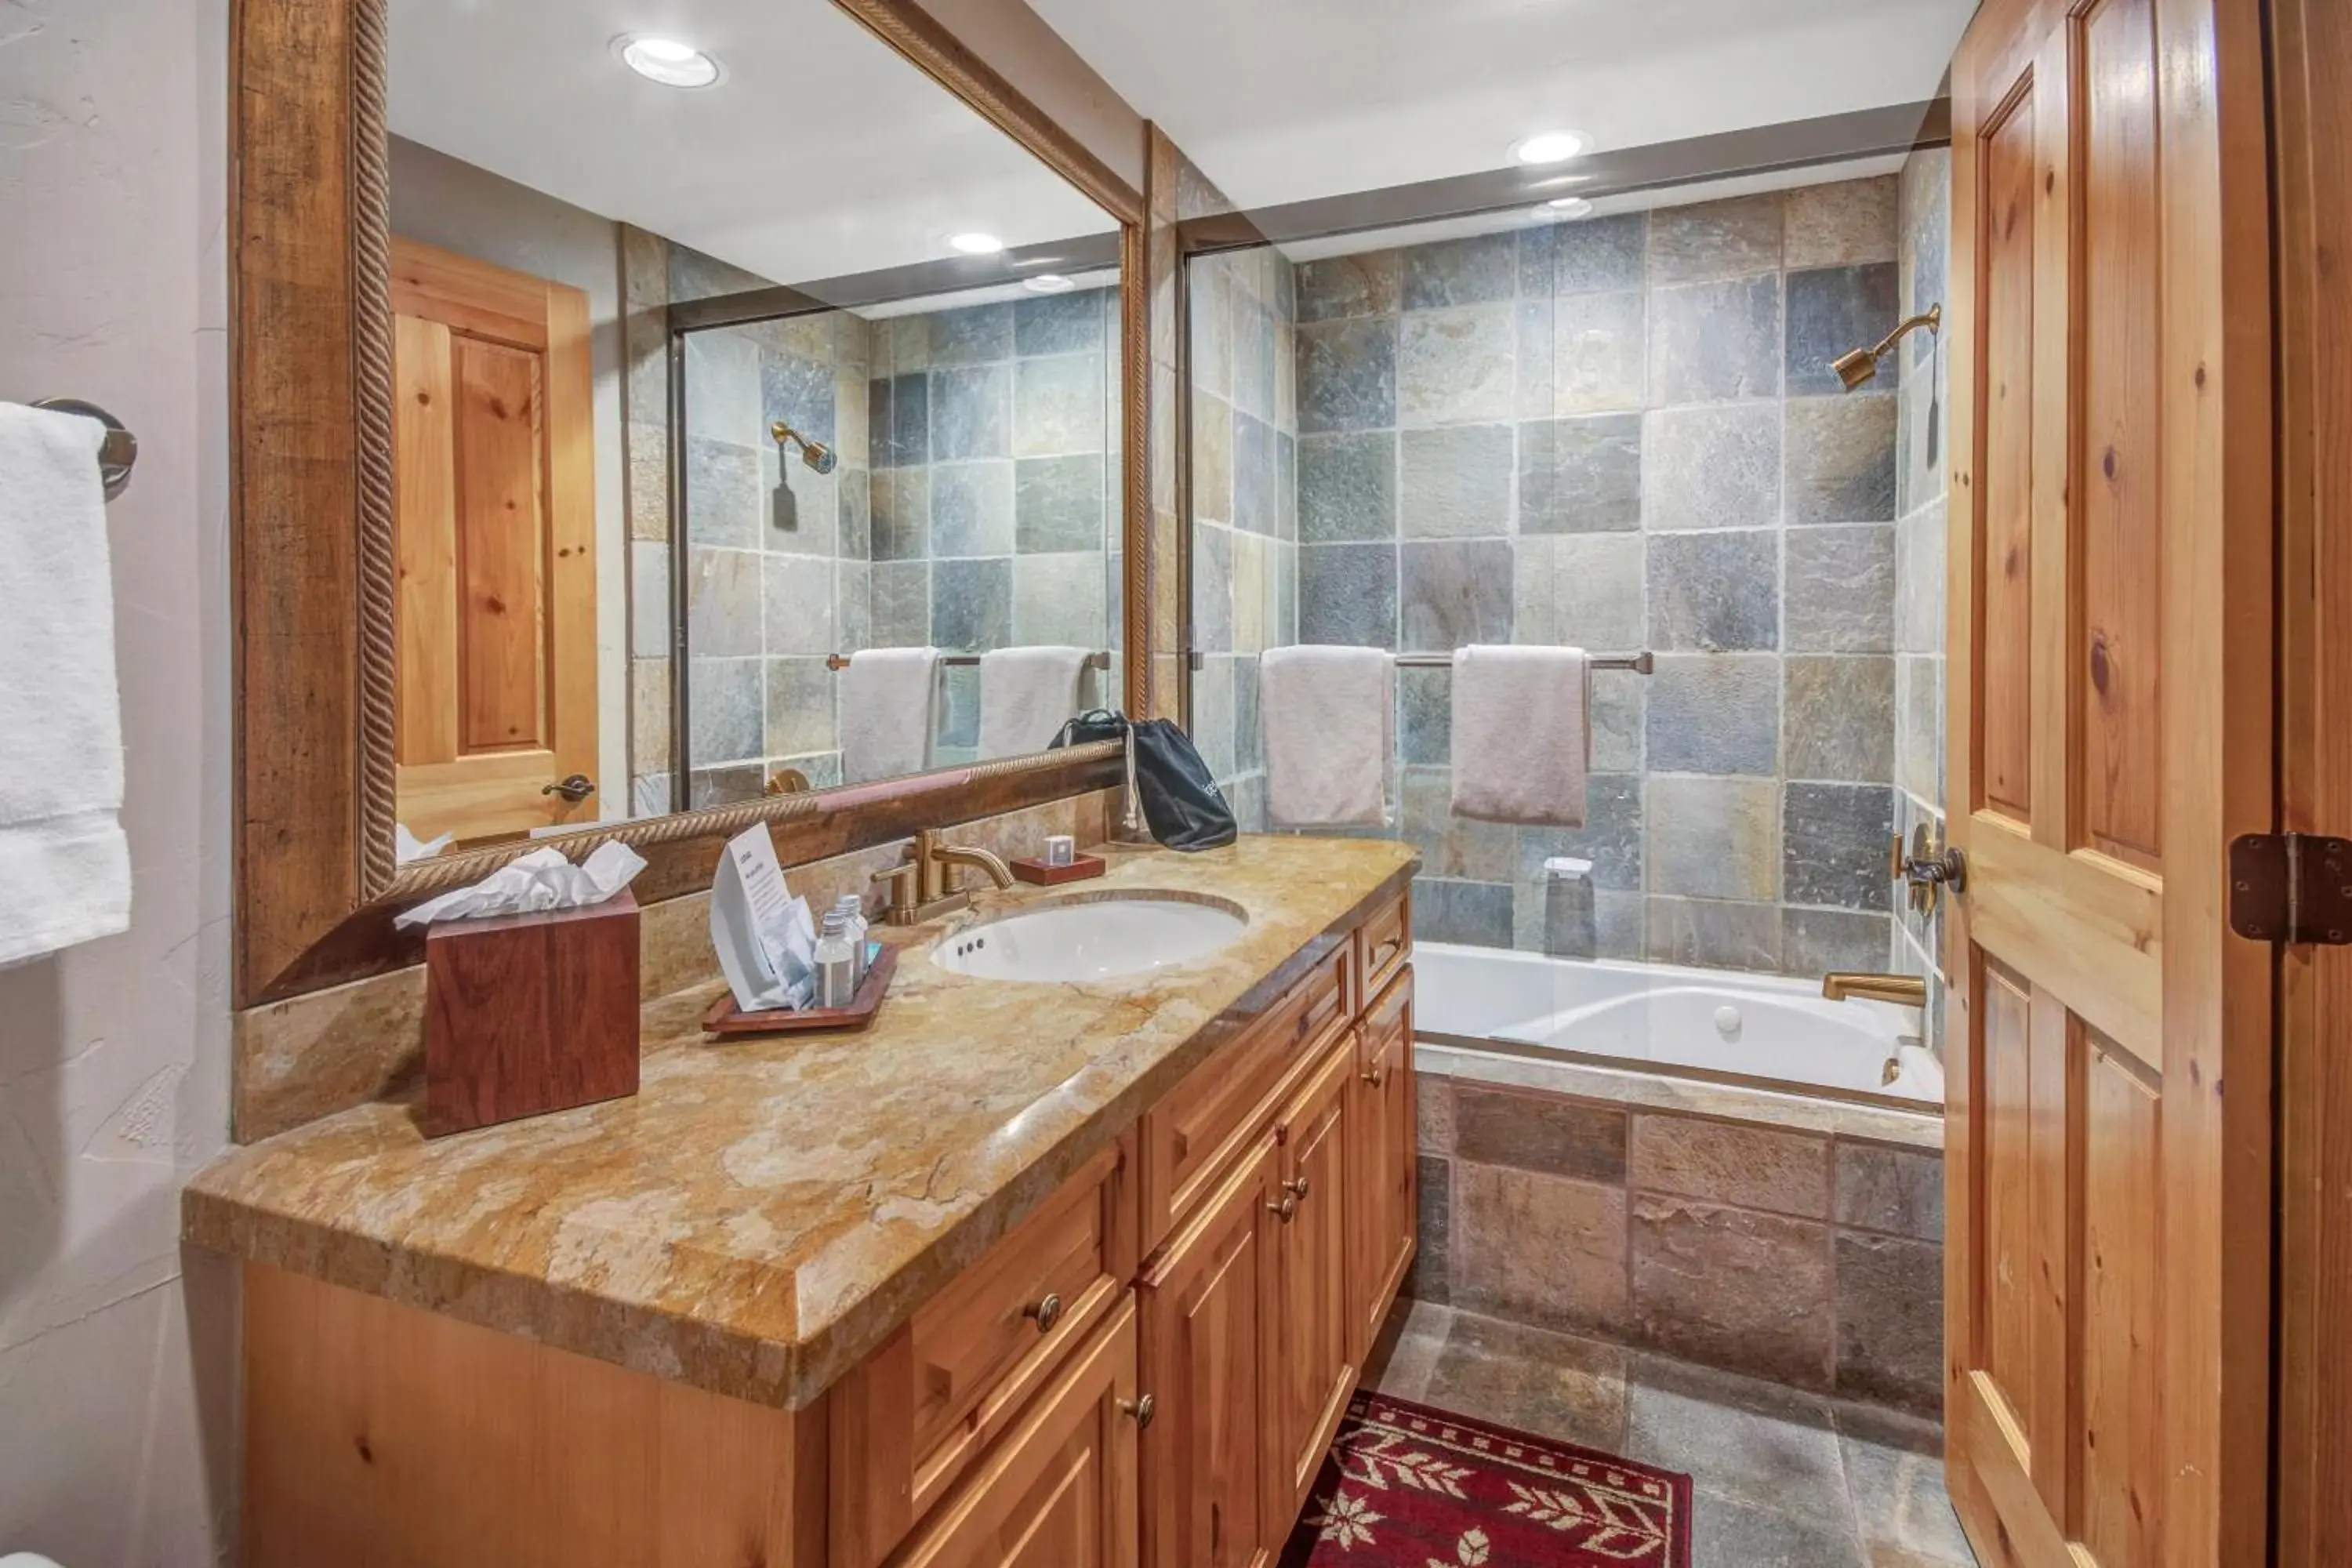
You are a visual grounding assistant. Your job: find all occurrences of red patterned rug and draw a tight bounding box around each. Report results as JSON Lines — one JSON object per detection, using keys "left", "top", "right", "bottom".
{"left": 1279, "top": 1392, "right": 1693, "bottom": 1566}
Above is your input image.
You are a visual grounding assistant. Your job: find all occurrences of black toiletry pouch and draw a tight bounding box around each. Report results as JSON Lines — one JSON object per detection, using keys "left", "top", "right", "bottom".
{"left": 1051, "top": 710, "right": 1238, "bottom": 852}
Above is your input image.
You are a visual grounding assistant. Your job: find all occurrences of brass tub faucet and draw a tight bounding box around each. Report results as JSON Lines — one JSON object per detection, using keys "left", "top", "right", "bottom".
{"left": 1822, "top": 971, "right": 1929, "bottom": 1007}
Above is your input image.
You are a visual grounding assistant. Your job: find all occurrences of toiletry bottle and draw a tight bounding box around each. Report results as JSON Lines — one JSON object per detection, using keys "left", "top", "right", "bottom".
{"left": 834, "top": 894, "right": 869, "bottom": 989}
{"left": 815, "top": 910, "right": 856, "bottom": 1009}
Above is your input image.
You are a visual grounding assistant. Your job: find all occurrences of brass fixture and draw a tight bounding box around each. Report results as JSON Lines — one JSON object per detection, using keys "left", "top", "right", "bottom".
{"left": 870, "top": 827, "right": 1016, "bottom": 925}
{"left": 770, "top": 419, "right": 838, "bottom": 475}
{"left": 1889, "top": 821, "right": 1968, "bottom": 913}
{"left": 1831, "top": 303, "right": 1943, "bottom": 390}
{"left": 1118, "top": 1393, "right": 1156, "bottom": 1429}
{"left": 1822, "top": 971, "right": 1929, "bottom": 1007}
{"left": 1023, "top": 1294, "right": 1062, "bottom": 1334}
{"left": 540, "top": 773, "right": 596, "bottom": 804}
{"left": 764, "top": 767, "right": 811, "bottom": 797}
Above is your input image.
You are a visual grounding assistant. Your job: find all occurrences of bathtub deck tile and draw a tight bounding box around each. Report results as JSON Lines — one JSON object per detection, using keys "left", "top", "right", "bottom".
{"left": 1416, "top": 1073, "right": 1457, "bottom": 1154}
{"left": 1831, "top": 1232, "right": 1944, "bottom": 1415}
{"left": 1453, "top": 1082, "right": 1629, "bottom": 1182}
{"left": 1631, "top": 1194, "right": 1835, "bottom": 1389}
{"left": 1833, "top": 1142, "right": 1945, "bottom": 1240}
{"left": 1451, "top": 1162, "right": 1630, "bottom": 1334}
{"left": 1631, "top": 1114, "right": 1832, "bottom": 1219}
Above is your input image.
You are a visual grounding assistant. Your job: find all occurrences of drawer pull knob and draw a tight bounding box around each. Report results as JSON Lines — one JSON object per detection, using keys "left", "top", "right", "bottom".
{"left": 1283, "top": 1175, "right": 1311, "bottom": 1200}
{"left": 1024, "top": 1294, "right": 1063, "bottom": 1334}
{"left": 1120, "top": 1393, "right": 1156, "bottom": 1429}
{"left": 1362, "top": 1065, "right": 1386, "bottom": 1089}
{"left": 1268, "top": 1194, "right": 1298, "bottom": 1222}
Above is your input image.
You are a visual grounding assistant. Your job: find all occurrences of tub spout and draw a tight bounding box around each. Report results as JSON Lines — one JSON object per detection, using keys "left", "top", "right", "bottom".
{"left": 1822, "top": 971, "right": 1927, "bottom": 1007}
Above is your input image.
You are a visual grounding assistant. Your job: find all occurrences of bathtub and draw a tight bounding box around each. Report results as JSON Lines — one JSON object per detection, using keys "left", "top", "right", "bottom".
{"left": 1412, "top": 943, "right": 1944, "bottom": 1110}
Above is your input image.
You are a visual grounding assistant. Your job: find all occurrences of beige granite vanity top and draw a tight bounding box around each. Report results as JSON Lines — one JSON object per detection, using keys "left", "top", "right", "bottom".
{"left": 183, "top": 836, "right": 1417, "bottom": 1410}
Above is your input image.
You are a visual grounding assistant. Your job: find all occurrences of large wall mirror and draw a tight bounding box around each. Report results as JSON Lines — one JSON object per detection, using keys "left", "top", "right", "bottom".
{"left": 234, "top": 0, "right": 1146, "bottom": 1001}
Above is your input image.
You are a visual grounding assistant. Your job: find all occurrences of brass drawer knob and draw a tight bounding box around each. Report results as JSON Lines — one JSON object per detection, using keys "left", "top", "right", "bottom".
{"left": 1267, "top": 1194, "right": 1298, "bottom": 1222}
{"left": 1283, "top": 1175, "right": 1311, "bottom": 1200}
{"left": 1024, "top": 1294, "right": 1062, "bottom": 1334}
{"left": 1361, "top": 1065, "right": 1386, "bottom": 1089}
{"left": 1120, "top": 1393, "right": 1156, "bottom": 1430}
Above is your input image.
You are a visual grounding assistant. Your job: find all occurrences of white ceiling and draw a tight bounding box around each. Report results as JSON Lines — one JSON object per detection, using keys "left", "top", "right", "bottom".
{"left": 1027, "top": 0, "right": 1973, "bottom": 212}
{"left": 387, "top": 0, "right": 1117, "bottom": 287}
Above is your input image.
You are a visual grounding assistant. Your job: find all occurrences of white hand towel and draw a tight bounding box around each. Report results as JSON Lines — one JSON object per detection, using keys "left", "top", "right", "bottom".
{"left": 840, "top": 648, "right": 940, "bottom": 784}
{"left": 0, "top": 405, "right": 129, "bottom": 965}
{"left": 1260, "top": 645, "right": 1394, "bottom": 829}
{"left": 976, "top": 646, "right": 1090, "bottom": 760}
{"left": 1450, "top": 644, "right": 1590, "bottom": 827}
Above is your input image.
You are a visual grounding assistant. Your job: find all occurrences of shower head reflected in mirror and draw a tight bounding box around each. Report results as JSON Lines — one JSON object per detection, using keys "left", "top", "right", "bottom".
{"left": 1831, "top": 303, "right": 1943, "bottom": 390}
{"left": 771, "top": 420, "right": 838, "bottom": 474}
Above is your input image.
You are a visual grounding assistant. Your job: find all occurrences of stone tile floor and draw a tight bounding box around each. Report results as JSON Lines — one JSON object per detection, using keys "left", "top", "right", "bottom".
{"left": 1367, "top": 1299, "right": 1980, "bottom": 1568}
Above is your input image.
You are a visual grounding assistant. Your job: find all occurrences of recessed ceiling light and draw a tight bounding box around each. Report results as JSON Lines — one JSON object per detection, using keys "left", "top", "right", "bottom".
{"left": 617, "top": 35, "right": 721, "bottom": 88}
{"left": 1023, "top": 274, "right": 1076, "bottom": 294}
{"left": 947, "top": 231, "right": 1006, "bottom": 256}
{"left": 1538, "top": 197, "right": 1595, "bottom": 220}
{"left": 1511, "top": 130, "right": 1588, "bottom": 165}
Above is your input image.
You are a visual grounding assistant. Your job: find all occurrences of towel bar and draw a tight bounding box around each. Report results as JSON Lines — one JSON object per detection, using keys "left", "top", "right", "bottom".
{"left": 31, "top": 398, "right": 136, "bottom": 500}
{"left": 824, "top": 650, "right": 1112, "bottom": 672}
{"left": 1394, "top": 650, "right": 1653, "bottom": 673}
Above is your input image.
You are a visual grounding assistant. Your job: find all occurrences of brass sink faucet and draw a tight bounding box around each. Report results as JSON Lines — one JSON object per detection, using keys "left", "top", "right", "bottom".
{"left": 872, "top": 828, "right": 1016, "bottom": 926}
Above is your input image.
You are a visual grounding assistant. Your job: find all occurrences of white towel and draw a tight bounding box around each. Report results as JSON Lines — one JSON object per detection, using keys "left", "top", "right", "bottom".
{"left": 1260, "top": 645, "right": 1394, "bottom": 829}
{"left": 840, "top": 648, "right": 939, "bottom": 784}
{"left": 976, "top": 646, "right": 1090, "bottom": 761}
{"left": 0, "top": 404, "right": 129, "bottom": 964}
{"left": 1450, "top": 644, "right": 1590, "bottom": 827}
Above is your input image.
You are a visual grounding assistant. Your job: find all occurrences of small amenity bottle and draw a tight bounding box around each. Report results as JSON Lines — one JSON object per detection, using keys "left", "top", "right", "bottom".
{"left": 833, "top": 894, "right": 869, "bottom": 989}
{"left": 815, "top": 910, "right": 857, "bottom": 1008}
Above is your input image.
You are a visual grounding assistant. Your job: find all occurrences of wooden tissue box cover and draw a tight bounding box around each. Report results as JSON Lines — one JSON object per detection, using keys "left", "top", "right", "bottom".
{"left": 423, "top": 890, "right": 640, "bottom": 1138}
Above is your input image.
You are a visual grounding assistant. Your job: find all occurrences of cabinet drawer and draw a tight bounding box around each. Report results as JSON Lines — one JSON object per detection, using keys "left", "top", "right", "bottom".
{"left": 832, "top": 1138, "right": 1138, "bottom": 1568}
{"left": 887, "top": 1297, "right": 1141, "bottom": 1568}
{"left": 1141, "top": 939, "right": 1354, "bottom": 1248}
{"left": 1356, "top": 889, "right": 1410, "bottom": 1000}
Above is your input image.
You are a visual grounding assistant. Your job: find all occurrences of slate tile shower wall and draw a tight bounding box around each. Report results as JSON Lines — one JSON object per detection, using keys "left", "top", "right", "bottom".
{"left": 866, "top": 286, "right": 1124, "bottom": 769}
{"left": 1287, "top": 178, "right": 1906, "bottom": 976}
{"left": 1188, "top": 247, "right": 1301, "bottom": 831}
{"left": 675, "top": 303, "right": 875, "bottom": 807}
{"left": 1892, "top": 149, "right": 1953, "bottom": 1052}
{"left": 622, "top": 234, "right": 876, "bottom": 814}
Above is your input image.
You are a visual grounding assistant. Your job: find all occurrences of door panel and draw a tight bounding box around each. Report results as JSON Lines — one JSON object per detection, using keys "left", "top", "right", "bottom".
{"left": 1347, "top": 970, "right": 1415, "bottom": 1362}
{"left": 1272, "top": 1037, "right": 1353, "bottom": 1524}
{"left": 391, "top": 237, "right": 599, "bottom": 841}
{"left": 1944, "top": 0, "right": 2273, "bottom": 1566}
{"left": 1138, "top": 1137, "right": 1279, "bottom": 1568}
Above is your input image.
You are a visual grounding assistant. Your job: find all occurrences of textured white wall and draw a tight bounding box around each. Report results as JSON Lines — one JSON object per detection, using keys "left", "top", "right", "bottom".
{"left": 0, "top": 0, "right": 240, "bottom": 1559}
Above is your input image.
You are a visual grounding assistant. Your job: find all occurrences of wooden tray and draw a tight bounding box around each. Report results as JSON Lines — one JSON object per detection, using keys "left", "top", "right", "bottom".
{"left": 702, "top": 942, "right": 898, "bottom": 1036}
{"left": 1011, "top": 852, "right": 1107, "bottom": 886}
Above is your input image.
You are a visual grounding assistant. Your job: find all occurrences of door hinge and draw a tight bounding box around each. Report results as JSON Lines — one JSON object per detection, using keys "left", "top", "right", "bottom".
{"left": 2228, "top": 833, "right": 2352, "bottom": 945}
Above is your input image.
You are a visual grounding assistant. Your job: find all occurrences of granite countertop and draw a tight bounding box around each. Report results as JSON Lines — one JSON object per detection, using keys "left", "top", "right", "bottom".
{"left": 183, "top": 835, "right": 1416, "bottom": 1410}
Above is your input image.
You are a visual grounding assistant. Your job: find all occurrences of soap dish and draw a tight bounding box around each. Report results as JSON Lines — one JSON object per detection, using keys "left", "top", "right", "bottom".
{"left": 702, "top": 942, "right": 898, "bottom": 1037}
{"left": 1010, "top": 853, "right": 1106, "bottom": 886}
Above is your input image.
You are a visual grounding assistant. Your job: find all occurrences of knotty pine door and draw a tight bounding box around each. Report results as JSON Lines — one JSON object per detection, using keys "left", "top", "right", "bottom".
{"left": 1942, "top": 1, "right": 2274, "bottom": 1566}
{"left": 390, "top": 237, "right": 601, "bottom": 842}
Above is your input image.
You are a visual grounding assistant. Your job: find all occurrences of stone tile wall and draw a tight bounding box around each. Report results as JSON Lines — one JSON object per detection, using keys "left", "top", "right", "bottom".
{"left": 1412, "top": 1070, "right": 1945, "bottom": 1416}
{"left": 1891, "top": 150, "right": 1953, "bottom": 1054}
{"left": 1188, "top": 247, "right": 1301, "bottom": 829}
{"left": 1283, "top": 179, "right": 1907, "bottom": 978}
{"left": 867, "top": 287, "right": 1125, "bottom": 769}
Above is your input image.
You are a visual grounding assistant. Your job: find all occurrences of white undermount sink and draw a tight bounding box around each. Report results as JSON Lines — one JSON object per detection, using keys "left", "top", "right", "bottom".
{"left": 934, "top": 894, "right": 1247, "bottom": 982}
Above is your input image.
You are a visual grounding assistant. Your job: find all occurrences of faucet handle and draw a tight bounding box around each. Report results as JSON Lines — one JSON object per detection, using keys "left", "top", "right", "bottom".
{"left": 871, "top": 861, "right": 920, "bottom": 925}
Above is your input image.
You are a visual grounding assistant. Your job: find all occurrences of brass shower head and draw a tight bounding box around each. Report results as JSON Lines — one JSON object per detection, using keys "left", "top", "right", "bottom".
{"left": 1832, "top": 347, "right": 1881, "bottom": 390}
{"left": 771, "top": 420, "right": 838, "bottom": 475}
{"left": 1830, "top": 303, "right": 1943, "bottom": 392}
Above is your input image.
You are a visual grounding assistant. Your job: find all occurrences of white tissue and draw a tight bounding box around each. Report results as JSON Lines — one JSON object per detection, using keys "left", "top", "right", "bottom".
{"left": 392, "top": 842, "right": 645, "bottom": 930}
{"left": 395, "top": 823, "right": 452, "bottom": 863}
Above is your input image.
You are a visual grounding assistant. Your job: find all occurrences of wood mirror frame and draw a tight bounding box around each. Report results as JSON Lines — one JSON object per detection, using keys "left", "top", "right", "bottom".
{"left": 234, "top": 0, "right": 1152, "bottom": 1005}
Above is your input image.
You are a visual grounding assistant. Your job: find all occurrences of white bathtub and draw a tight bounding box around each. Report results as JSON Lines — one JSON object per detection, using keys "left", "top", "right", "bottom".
{"left": 1413, "top": 943, "right": 1944, "bottom": 1109}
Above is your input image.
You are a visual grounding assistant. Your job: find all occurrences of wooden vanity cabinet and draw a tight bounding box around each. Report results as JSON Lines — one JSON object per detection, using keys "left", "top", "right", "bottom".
{"left": 1136, "top": 1135, "right": 1283, "bottom": 1568}
{"left": 1269, "top": 1032, "right": 1359, "bottom": 1521}
{"left": 890, "top": 1298, "right": 1142, "bottom": 1568}
{"left": 1348, "top": 967, "right": 1415, "bottom": 1359}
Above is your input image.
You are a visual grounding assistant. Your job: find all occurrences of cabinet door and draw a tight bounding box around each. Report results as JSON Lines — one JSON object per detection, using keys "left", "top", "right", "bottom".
{"left": 891, "top": 1298, "right": 1141, "bottom": 1568}
{"left": 1348, "top": 968, "right": 1416, "bottom": 1359}
{"left": 1137, "top": 1135, "right": 1282, "bottom": 1568}
{"left": 1271, "top": 1035, "right": 1356, "bottom": 1523}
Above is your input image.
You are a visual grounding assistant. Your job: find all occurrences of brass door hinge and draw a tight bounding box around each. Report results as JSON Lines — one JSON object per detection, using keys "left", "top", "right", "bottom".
{"left": 2228, "top": 833, "right": 2352, "bottom": 945}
